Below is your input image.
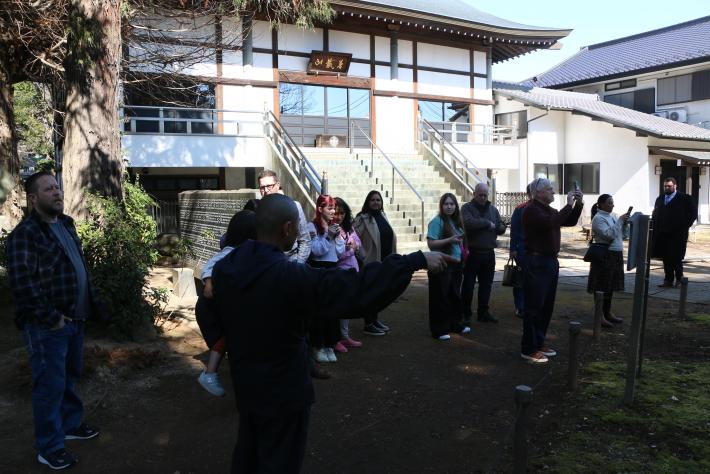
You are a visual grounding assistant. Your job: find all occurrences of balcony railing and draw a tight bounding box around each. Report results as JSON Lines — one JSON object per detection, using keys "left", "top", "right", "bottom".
{"left": 121, "top": 105, "right": 263, "bottom": 136}
{"left": 422, "top": 120, "right": 518, "bottom": 144}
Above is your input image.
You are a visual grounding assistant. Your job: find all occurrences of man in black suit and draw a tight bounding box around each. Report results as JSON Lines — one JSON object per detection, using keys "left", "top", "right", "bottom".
{"left": 652, "top": 177, "right": 697, "bottom": 287}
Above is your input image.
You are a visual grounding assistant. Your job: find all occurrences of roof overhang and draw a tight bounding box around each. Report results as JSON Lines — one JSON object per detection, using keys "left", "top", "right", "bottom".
{"left": 328, "top": 1, "right": 571, "bottom": 63}
{"left": 649, "top": 147, "right": 710, "bottom": 166}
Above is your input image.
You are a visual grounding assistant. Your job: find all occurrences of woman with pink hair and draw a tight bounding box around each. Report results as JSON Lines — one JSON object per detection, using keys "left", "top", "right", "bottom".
{"left": 307, "top": 195, "right": 346, "bottom": 363}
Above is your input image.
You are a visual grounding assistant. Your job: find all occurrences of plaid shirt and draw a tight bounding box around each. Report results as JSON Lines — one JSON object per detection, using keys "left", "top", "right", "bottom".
{"left": 6, "top": 211, "right": 99, "bottom": 329}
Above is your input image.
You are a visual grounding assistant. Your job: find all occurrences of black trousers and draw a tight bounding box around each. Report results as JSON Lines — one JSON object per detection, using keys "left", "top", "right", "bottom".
{"left": 656, "top": 232, "right": 688, "bottom": 283}
{"left": 307, "top": 260, "right": 340, "bottom": 347}
{"left": 461, "top": 249, "right": 496, "bottom": 320}
{"left": 232, "top": 407, "right": 310, "bottom": 474}
{"left": 428, "top": 265, "right": 464, "bottom": 337}
{"left": 521, "top": 255, "right": 559, "bottom": 355}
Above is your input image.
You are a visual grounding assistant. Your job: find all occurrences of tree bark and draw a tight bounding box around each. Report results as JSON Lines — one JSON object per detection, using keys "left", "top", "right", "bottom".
{"left": 62, "top": 0, "right": 122, "bottom": 218}
{"left": 0, "top": 47, "right": 25, "bottom": 227}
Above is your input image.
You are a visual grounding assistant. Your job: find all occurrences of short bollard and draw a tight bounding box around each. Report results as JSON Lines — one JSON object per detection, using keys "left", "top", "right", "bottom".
{"left": 678, "top": 277, "right": 689, "bottom": 318}
{"left": 593, "top": 291, "right": 604, "bottom": 343}
{"left": 513, "top": 385, "right": 533, "bottom": 474}
{"left": 568, "top": 321, "right": 582, "bottom": 391}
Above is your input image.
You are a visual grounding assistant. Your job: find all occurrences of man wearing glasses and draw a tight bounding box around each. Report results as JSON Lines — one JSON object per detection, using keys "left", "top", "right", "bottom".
{"left": 257, "top": 169, "right": 311, "bottom": 263}
{"left": 461, "top": 182, "right": 507, "bottom": 325}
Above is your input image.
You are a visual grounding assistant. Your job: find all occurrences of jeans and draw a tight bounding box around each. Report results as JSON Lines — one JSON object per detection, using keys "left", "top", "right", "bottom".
{"left": 512, "top": 252, "right": 526, "bottom": 313}
{"left": 461, "top": 250, "right": 496, "bottom": 320}
{"left": 521, "top": 255, "right": 559, "bottom": 355}
{"left": 23, "top": 321, "right": 85, "bottom": 456}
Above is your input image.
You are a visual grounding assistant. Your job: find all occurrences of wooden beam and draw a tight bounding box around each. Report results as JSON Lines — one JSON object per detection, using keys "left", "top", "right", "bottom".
{"left": 279, "top": 71, "right": 371, "bottom": 89}
{"left": 373, "top": 89, "right": 494, "bottom": 105}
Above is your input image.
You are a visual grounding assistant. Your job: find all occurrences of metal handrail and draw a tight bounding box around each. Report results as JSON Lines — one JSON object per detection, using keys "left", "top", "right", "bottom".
{"left": 264, "top": 110, "right": 322, "bottom": 207}
{"left": 349, "top": 120, "right": 426, "bottom": 239}
{"left": 420, "top": 118, "right": 491, "bottom": 189}
{"left": 121, "top": 105, "right": 264, "bottom": 136}
{"left": 423, "top": 120, "right": 517, "bottom": 144}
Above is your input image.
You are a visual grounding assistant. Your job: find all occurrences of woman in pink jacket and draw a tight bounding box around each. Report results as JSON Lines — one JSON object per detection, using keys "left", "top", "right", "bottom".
{"left": 333, "top": 197, "right": 363, "bottom": 350}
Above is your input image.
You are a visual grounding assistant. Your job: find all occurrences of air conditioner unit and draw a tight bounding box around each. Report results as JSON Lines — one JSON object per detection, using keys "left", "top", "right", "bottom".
{"left": 652, "top": 111, "right": 668, "bottom": 118}
{"left": 666, "top": 108, "right": 687, "bottom": 123}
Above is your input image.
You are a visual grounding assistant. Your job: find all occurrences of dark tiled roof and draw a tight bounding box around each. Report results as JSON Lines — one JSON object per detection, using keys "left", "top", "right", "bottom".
{"left": 332, "top": 1, "right": 571, "bottom": 35}
{"left": 494, "top": 86, "right": 710, "bottom": 141}
{"left": 523, "top": 16, "right": 710, "bottom": 88}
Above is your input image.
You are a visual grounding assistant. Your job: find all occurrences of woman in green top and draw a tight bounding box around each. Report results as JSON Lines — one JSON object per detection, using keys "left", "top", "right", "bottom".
{"left": 426, "top": 193, "right": 471, "bottom": 340}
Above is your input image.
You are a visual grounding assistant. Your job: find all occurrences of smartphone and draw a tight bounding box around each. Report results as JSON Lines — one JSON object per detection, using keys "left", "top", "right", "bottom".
{"left": 573, "top": 180, "right": 580, "bottom": 192}
{"left": 627, "top": 206, "right": 633, "bottom": 215}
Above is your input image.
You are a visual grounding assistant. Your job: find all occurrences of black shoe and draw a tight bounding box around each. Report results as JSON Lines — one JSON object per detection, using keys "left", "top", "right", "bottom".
{"left": 65, "top": 422, "right": 100, "bottom": 440}
{"left": 38, "top": 448, "right": 77, "bottom": 470}
{"left": 477, "top": 311, "right": 498, "bottom": 323}
{"left": 310, "top": 365, "right": 331, "bottom": 379}
{"left": 658, "top": 281, "right": 674, "bottom": 288}
{"left": 363, "top": 323, "right": 386, "bottom": 336}
{"left": 515, "top": 310, "right": 523, "bottom": 319}
{"left": 373, "top": 320, "right": 390, "bottom": 332}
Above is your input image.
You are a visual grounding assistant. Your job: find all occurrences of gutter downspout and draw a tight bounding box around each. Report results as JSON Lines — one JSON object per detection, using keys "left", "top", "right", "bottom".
{"left": 525, "top": 106, "right": 550, "bottom": 187}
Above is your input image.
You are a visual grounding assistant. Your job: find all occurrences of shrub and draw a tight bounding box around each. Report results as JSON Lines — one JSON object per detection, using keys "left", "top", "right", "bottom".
{"left": 77, "top": 177, "right": 167, "bottom": 340}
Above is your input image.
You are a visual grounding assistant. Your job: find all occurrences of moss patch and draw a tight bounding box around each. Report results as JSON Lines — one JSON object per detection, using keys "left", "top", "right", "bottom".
{"left": 687, "top": 312, "right": 710, "bottom": 325}
{"left": 535, "top": 361, "right": 710, "bottom": 473}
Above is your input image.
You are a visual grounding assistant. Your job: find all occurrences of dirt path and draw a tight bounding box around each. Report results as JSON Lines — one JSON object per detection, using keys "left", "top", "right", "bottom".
{"left": 0, "top": 270, "right": 700, "bottom": 473}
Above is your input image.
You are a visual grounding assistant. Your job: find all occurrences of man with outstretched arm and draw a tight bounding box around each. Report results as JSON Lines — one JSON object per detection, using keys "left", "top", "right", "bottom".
{"left": 212, "top": 193, "right": 450, "bottom": 473}
{"left": 520, "top": 178, "right": 583, "bottom": 364}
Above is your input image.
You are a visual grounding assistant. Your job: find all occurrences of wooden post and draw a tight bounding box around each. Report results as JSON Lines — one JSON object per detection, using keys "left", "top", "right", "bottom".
{"left": 513, "top": 385, "right": 533, "bottom": 474}
{"left": 678, "top": 277, "right": 689, "bottom": 318}
{"left": 624, "top": 214, "right": 650, "bottom": 405}
{"left": 593, "top": 291, "right": 604, "bottom": 343}
{"left": 568, "top": 321, "right": 582, "bottom": 391}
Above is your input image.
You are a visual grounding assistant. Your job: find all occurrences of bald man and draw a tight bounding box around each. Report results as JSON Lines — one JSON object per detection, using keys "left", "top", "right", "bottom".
{"left": 212, "top": 194, "right": 449, "bottom": 474}
{"left": 461, "top": 183, "right": 506, "bottom": 324}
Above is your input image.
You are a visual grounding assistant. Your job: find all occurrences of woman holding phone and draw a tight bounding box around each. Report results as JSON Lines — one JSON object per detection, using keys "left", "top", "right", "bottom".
{"left": 426, "top": 193, "right": 471, "bottom": 340}
{"left": 307, "top": 195, "right": 346, "bottom": 362}
{"left": 587, "top": 194, "right": 630, "bottom": 328}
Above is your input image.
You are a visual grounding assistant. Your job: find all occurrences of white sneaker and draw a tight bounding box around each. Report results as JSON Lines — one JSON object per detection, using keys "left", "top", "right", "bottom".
{"left": 326, "top": 347, "right": 338, "bottom": 362}
{"left": 438, "top": 334, "right": 451, "bottom": 341}
{"left": 460, "top": 326, "right": 471, "bottom": 334}
{"left": 198, "top": 371, "right": 226, "bottom": 397}
{"left": 313, "top": 348, "right": 330, "bottom": 363}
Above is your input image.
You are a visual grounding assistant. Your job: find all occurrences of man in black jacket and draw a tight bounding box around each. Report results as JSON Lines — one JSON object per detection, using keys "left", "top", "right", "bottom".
{"left": 461, "top": 183, "right": 507, "bottom": 323}
{"left": 652, "top": 177, "right": 697, "bottom": 287}
{"left": 212, "top": 193, "right": 449, "bottom": 474}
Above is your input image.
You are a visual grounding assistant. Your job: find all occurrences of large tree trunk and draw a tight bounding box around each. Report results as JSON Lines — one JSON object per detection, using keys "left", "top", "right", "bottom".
{"left": 0, "top": 48, "right": 24, "bottom": 227}
{"left": 62, "top": 0, "right": 122, "bottom": 218}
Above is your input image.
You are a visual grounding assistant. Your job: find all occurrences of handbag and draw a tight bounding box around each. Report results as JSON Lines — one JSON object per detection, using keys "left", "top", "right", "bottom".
{"left": 502, "top": 257, "right": 522, "bottom": 287}
{"left": 583, "top": 236, "right": 609, "bottom": 264}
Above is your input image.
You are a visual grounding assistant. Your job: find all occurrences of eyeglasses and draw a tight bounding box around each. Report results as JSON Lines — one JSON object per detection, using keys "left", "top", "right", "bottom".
{"left": 259, "top": 182, "right": 278, "bottom": 192}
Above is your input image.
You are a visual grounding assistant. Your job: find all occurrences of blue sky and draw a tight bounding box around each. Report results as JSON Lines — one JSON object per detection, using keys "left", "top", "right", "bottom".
{"left": 467, "top": 0, "right": 710, "bottom": 82}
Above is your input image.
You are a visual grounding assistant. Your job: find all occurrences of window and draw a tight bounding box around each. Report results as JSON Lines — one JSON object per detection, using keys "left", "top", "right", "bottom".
{"left": 124, "top": 81, "right": 216, "bottom": 134}
{"left": 418, "top": 101, "right": 468, "bottom": 123}
{"left": 495, "top": 110, "right": 527, "bottom": 138}
{"left": 604, "top": 79, "right": 637, "bottom": 91}
{"left": 563, "top": 163, "right": 600, "bottom": 194}
{"left": 533, "top": 164, "right": 563, "bottom": 193}
{"left": 658, "top": 74, "right": 692, "bottom": 105}
{"left": 604, "top": 88, "right": 655, "bottom": 113}
{"left": 533, "top": 163, "right": 600, "bottom": 194}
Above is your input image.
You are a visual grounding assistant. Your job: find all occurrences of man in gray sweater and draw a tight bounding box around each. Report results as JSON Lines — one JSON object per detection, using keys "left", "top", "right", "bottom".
{"left": 461, "top": 183, "right": 507, "bottom": 323}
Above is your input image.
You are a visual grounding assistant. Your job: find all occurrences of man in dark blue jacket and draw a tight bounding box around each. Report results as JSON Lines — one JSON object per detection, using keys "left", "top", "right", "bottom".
{"left": 6, "top": 172, "right": 102, "bottom": 470}
{"left": 212, "top": 193, "right": 448, "bottom": 473}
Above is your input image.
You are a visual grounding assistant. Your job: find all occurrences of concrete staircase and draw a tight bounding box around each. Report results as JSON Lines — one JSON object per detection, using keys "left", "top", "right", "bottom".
{"left": 305, "top": 150, "right": 467, "bottom": 253}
